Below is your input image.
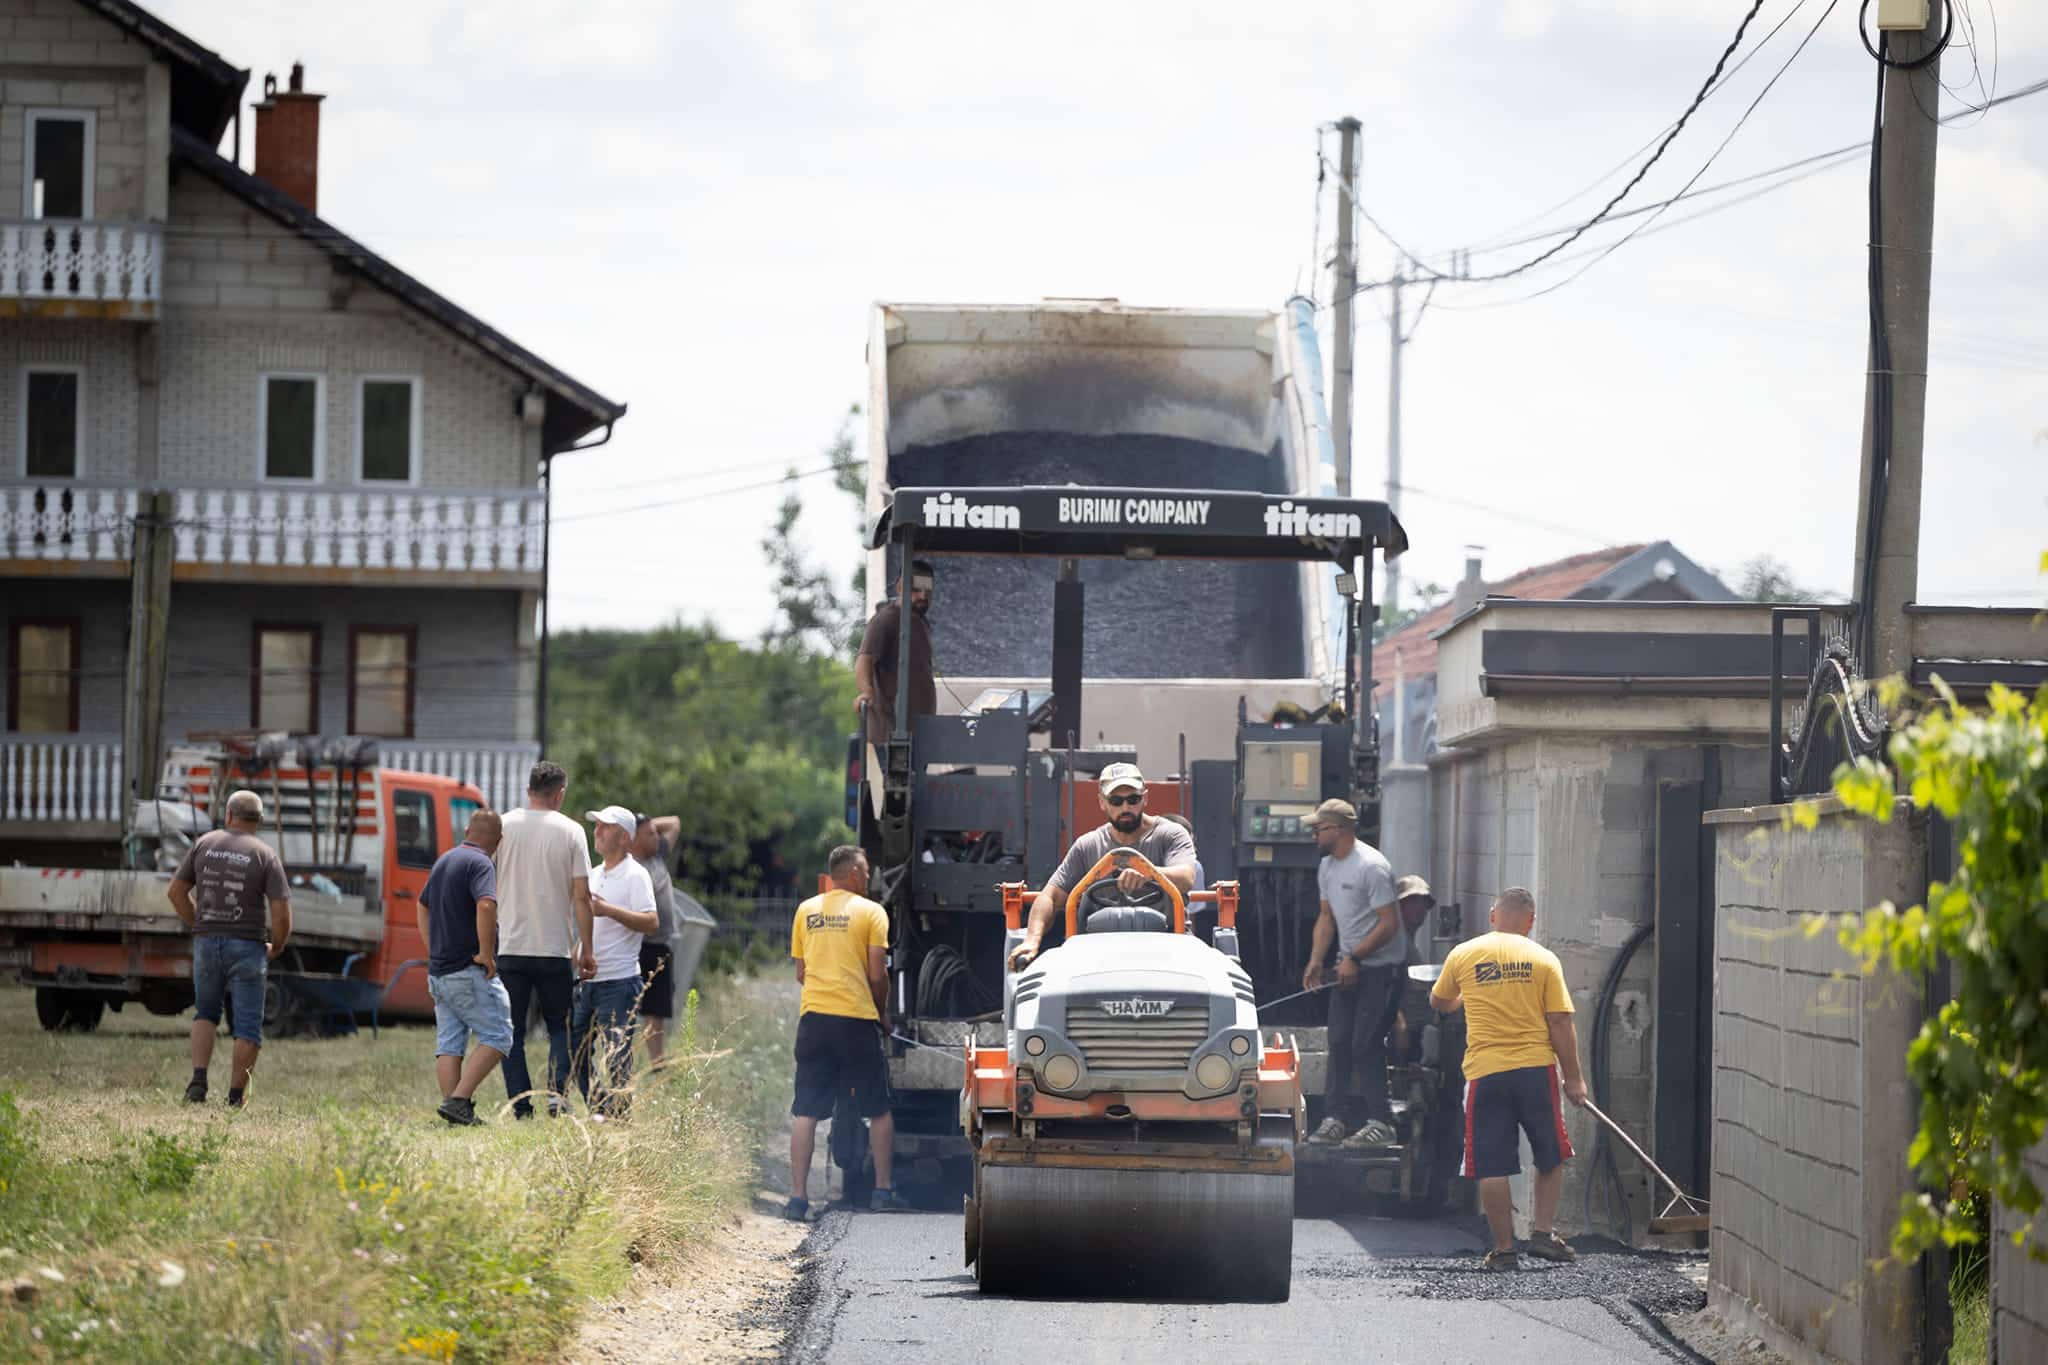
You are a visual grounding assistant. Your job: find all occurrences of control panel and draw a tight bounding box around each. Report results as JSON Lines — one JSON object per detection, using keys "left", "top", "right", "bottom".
{"left": 1243, "top": 801, "right": 1319, "bottom": 843}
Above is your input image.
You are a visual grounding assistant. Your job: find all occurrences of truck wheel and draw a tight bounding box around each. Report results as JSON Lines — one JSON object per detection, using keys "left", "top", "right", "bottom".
{"left": 35, "top": 988, "right": 66, "bottom": 1032}
{"left": 65, "top": 997, "right": 105, "bottom": 1032}
{"left": 829, "top": 1094, "right": 875, "bottom": 1206}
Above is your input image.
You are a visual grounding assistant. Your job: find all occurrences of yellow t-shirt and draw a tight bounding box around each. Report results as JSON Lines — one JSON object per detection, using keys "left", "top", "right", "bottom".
{"left": 790, "top": 889, "right": 888, "bottom": 1021}
{"left": 1431, "top": 931, "right": 1574, "bottom": 1081}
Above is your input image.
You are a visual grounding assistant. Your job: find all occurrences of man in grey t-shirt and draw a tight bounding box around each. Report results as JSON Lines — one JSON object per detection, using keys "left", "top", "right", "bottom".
{"left": 1300, "top": 797, "right": 1404, "bottom": 1148}
{"left": 1008, "top": 763, "right": 1198, "bottom": 971}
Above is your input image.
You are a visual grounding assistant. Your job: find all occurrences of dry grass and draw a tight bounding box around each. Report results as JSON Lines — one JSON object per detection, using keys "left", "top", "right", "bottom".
{"left": 0, "top": 973, "right": 799, "bottom": 1362}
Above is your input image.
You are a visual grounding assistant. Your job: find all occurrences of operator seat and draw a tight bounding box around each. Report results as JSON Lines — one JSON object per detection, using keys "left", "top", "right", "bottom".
{"left": 1084, "top": 907, "right": 1171, "bottom": 935}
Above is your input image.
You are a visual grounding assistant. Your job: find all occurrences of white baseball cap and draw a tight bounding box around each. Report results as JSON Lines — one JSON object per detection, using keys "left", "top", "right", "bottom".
{"left": 1099, "top": 762, "right": 1146, "bottom": 796}
{"left": 585, "top": 805, "right": 637, "bottom": 839}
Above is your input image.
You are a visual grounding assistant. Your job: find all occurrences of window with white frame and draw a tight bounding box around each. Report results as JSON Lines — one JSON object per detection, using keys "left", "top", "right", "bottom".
{"left": 22, "top": 367, "right": 82, "bottom": 478}
{"left": 358, "top": 378, "right": 418, "bottom": 483}
{"left": 261, "top": 374, "right": 322, "bottom": 481}
{"left": 25, "top": 110, "right": 94, "bottom": 220}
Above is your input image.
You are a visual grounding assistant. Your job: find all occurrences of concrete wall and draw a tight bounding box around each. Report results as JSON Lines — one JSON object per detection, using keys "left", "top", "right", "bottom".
{"left": 0, "top": 317, "right": 141, "bottom": 480}
{"left": 1993, "top": 1139, "right": 2048, "bottom": 1362}
{"left": 160, "top": 175, "right": 542, "bottom": 492}
{"left": 0, "top": 579, "right": 532, "bottom": 744}
{"left": 1705, "top": 799, "right": 1926, "bottom": 1365}
{"left": 0, "top": 0, "right": 156, "bottom": 222}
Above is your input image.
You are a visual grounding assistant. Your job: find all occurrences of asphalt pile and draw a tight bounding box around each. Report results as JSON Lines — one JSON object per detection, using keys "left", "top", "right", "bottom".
{"left": 1303, "top": 1237, "right": 1707, "bottom": 1316}
{"left": 892, "top": 432, "right": 1307, "bottom": 681}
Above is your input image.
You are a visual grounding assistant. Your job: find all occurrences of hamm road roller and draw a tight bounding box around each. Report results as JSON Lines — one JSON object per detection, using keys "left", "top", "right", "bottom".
{"left": 961, "top": 848, "right": 1304, "bottom": 1301}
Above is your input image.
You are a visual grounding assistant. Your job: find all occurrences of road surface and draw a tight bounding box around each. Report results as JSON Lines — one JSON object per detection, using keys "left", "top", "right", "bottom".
{"left": 782, "top": 1204, "right": 1710, "bottom": 1364}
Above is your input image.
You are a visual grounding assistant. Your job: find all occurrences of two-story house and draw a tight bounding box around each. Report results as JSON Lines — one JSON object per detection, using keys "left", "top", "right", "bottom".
{"left": 0, "top": 0, "right": 624, "bottom": 849}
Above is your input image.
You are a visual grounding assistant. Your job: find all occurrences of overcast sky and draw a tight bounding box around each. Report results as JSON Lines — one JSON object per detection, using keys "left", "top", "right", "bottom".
{"left": 161, "top": 0, "right": 2046, "bottom": 635}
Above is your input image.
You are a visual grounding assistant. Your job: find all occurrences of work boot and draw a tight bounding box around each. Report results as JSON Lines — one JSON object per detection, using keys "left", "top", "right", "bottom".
{"left": 1339, "top": 1120, "right": 1398, "bottom": 1149}
{"left": 1484, "top": 1249, "right": 1519, "bottom": 1272}
{"left": 782, "top": 1197, "right": 810, "bottom": 1223}
{"left": 869, "top": 1186, "right": 914, "bottom": 1213}
{"left": 1306, "top": 1117, "right": 1349, "bottom": 1145}
{"left": 1523, "top": 1230, "right": 1577, "bottom": 1263}
{"left": 437, "top": 1096, "right": 485, "bottom": 1127}
{"left": 184, "top": 1078, "right": 208, "bottom": 1105}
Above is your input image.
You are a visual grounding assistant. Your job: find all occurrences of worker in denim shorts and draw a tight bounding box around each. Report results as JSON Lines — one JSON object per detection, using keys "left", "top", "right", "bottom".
{"left": 420, "top": 809, "right": 515, "bottom": 1126}
{"left": 170, "top": 788, "right": 292, "bottom": 1108}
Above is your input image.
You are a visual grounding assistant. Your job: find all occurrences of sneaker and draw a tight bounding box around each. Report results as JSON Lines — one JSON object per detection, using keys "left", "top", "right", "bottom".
{"left": 437, "top": 1096, "right": 484, "bottom": 1127}
{"left": 1524, "top": 1230, "right": 1577, "bottom": 1263}
{"left": 1484, "top": 1249, "right": 1520, "bottom": 1272}
{"left": 184, "top": 1079, "right": 207, "bottom": 1105}
{"left": 869, "top": 1187, "right": 914, "bottom": 1213}
{"left": 1306, "top": 1117, "right": 1350, "bottom": 1145}
{"left": 782, "top": 1197, "right": 810, "bottom": 1222}
{"left": 1339, "top": 1120, "right": 1398, "bottom": 1149}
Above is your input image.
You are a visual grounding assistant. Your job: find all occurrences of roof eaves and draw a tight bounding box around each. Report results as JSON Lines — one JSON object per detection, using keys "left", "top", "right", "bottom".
{"left": 78, "top": 0, "right": 247, "bottom": 142}
{"left": 170, "top": 128, "right": 626, "bottom": 450}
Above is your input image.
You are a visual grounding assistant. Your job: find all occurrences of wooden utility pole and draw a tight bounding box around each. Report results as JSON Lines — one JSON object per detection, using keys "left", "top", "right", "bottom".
{"left": 1330, "top": 116, "right": 1361, "bottom": 497}
{"left": 1851, "top": 5, "right": 1943, "bottom": 681}
{"left": 122, "top": 490, "right": 174, "bottom": 835}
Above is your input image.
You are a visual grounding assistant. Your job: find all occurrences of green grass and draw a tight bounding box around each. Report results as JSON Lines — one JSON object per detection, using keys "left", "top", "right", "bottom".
{"left": 0, "top": 972, "right": 798, "bottom": 1362}
{"left": 1948, "top": 1248, "right": 1990, "bottom": 1365}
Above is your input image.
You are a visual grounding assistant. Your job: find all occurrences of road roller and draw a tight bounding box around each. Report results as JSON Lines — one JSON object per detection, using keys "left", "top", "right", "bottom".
{"left": 961, "top": 849, "right": 1304, "bottom": 1301}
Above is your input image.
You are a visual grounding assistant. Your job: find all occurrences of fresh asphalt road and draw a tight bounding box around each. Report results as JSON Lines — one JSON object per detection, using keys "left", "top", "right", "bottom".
{"left": 782, "top": 1206, "right": 1706, "bottom": 1364}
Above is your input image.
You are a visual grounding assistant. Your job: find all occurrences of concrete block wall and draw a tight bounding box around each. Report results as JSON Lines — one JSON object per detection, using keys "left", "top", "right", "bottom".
{"left": 0, "top": 0, "right": 156, "bottom": 221}
{"left": 159, "top": 584, "right": 529, "bottom": 743}
{"left": 0, "top": 576, "right": 128, "bottom": 731}
{"left": 1993, "top": 1139, "right": 2048, "bottom": 1362}
{"left": 1705, "top": 800, "right": 1926, "bottom": 1365}
{"left": 160, "top": 175, "right": 540, "bottom": 492}
{"left": 0, "top": 317, "right": 140, "bottom": 479}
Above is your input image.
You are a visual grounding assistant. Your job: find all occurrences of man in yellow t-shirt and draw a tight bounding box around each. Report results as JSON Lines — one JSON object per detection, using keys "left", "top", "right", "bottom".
{"left": 1431, "top": 886, "right": 1589, "bottom": 1271}
{"left": 785, "top": 845, "right": 907, "bottom": 1219}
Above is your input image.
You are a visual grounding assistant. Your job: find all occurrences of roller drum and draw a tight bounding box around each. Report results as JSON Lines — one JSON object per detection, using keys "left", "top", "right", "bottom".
{"left": 971, "top": 1154, "right": 1292, "bottom": 1302}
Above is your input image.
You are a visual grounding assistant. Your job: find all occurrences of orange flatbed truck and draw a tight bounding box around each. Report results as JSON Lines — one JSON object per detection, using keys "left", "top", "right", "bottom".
{"left": 0, "top": 747, "right": 482, "bottom": 1035}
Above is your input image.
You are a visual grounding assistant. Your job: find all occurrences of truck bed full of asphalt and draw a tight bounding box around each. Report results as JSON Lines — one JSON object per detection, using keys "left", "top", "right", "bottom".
{"left": 891, "top": 433, "right": 1307, "bottom": 681}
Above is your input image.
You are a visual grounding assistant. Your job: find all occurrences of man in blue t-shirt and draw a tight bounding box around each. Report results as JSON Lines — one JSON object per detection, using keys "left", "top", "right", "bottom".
{"left": 419, "top": 808, "right": 513, "bottom": 1127}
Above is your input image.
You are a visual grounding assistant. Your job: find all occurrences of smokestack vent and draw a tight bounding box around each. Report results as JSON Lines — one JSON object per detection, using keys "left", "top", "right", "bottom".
{"left": 253, "top": 62, "right": 325, "bottom": 214}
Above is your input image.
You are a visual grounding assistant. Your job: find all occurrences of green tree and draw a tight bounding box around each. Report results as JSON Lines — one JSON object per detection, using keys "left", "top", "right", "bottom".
{"left": 761, "top": 404, "right": 867, "bottom": 655}
{"left": 1375, "top": 581, "right": 1448, "bottom": 642}
{"left": 1737, "top": 555, "right": 1820, "bottom": 603}
{"left": 1831, "top": 680, "right": 2048, "bottom": 1262}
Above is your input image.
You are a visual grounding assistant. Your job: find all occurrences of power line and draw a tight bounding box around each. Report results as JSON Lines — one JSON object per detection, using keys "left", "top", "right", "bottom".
{"left": 1340, "top": 0, "right": 1772, "bottom": 287}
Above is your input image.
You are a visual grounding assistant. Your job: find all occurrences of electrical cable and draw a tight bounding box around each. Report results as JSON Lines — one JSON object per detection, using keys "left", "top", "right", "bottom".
{"left": 1336, "top": 0, "right": 1772, "bottom": 287}
{"left": 1859, "top": 0, "right": 1954, "bottom": 69}
{"left": 1585, "top": 921, "right": 1657, "bottom": 1243}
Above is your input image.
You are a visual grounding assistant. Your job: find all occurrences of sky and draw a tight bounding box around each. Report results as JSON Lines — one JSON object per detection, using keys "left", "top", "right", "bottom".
{"left": 158, "top": 0, "right": 2047, "bottom": 635}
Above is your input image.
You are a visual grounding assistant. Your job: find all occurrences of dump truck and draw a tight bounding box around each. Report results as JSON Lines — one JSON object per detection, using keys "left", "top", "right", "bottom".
{"left": 849, "top": 299, "right": 1467, "bottom": 1220}
{"left": 964, "top": 849, "right": 1302, "bottom": 1300}
{"left": 0, "top": 739, "right": 484, "bottom": 1033}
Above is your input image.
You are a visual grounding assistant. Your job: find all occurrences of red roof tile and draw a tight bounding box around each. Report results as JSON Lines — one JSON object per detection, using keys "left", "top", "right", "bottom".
{"left": 1372, "top": 545, "right": 1647, "bottom": 694}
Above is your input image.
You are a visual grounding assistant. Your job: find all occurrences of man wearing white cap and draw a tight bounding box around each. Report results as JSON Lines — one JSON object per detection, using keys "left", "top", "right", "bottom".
{"left": 572, "top": 805, "right": 659, "bottom": 1115}
{"left": 1008, "top": 762, "right": 1198, "bottom": 971}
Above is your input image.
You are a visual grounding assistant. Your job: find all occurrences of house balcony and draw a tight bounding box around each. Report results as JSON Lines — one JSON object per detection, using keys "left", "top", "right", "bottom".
{"left": 0, "top": 735, "right": 540, "bottom": 841}
{"left": 0, "top": 480, "right": 545, "bottom": 589}
{"left": 0, "top": 221, "right": 162, "bottom": 319}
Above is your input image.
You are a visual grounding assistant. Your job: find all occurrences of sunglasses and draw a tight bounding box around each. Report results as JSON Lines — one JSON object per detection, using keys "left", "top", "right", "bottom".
{"left": 1106, "top": 792, "right": 1144, "bottom": 807}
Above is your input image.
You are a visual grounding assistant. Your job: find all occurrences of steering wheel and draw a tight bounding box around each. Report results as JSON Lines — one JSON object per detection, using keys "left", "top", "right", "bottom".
{"left": 1062, "top": 847, "right": 1186, "bottom": 938}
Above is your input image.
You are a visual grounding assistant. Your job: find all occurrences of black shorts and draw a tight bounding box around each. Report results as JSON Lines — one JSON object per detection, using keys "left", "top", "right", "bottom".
{"left": 791, "top": 1012, "right": 891, "bottom": 1121}
{"left": 1462, "top": 1064, "right": 1575, "bottom": 1180}
{"left": 638, "top": 943, "right": 675, "bottom": 1018}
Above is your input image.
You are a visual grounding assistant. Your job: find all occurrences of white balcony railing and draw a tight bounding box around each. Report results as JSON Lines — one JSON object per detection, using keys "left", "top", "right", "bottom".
{"left": 0, "top": 220, "right": 162, "bottom": 306}
{"left": 379, "top": 740, "right": 541, "bottom": 814}
{"left": 0, "top": 481, "right": 545, "bottom": 578}
{"left": 0, "top": 734, "right": 124, "bottom": 826}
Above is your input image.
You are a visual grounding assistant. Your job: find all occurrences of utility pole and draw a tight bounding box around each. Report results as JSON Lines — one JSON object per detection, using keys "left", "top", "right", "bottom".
{"left": 1329, "top": 116, "right": 1361, "bottom": 497}
{"left": 122, "top": 490, "right": 174, "bottom": 840}
{"left": 1850, "top": 5, "right": 1942, "bottom": 681}
{"left": 1384, "top": 265, "right": 1405, "bottom": 620}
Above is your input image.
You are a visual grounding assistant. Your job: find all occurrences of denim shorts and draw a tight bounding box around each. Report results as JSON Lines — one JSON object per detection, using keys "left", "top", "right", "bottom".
{"left": 428, "top": 965, "right": 516, "bottom": 1057}
{"left": 192, "top": 935, "right": 268, "bottom": 1045}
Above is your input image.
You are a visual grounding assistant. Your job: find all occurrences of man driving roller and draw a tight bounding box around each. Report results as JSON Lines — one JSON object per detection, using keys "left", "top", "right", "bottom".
{"left": 1007, "top": 763, "right": 1198, "bottom": 971}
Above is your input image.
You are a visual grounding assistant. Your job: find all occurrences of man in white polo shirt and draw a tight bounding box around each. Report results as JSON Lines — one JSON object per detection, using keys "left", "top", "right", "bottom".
{"left": 571, "top": 805, "right": 658, "bottom": 1116}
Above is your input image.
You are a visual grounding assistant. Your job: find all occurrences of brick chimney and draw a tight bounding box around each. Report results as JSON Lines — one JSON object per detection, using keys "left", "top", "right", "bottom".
{"left": 253, "top": 63, "right": 325, "bottom": 214}
{"left": 1450, "top": 545, "right": 1487, "bottom": 616}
